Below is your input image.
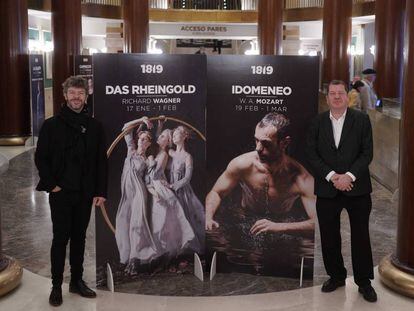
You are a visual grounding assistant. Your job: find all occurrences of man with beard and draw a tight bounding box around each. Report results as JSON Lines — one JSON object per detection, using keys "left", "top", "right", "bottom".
{"left": 205, "top": 113, "right": 316, "bottom": 242}
{"left": 35, "top": 76, "right": 107, "bottom": 306}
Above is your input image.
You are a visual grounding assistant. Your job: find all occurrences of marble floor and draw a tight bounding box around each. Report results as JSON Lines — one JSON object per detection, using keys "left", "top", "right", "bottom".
{"left": 0, "top": 147, "right": 411, "bottom": 308}
{"left": 0, "top": 145, "right": 34, "bottom": 175}
{"left": 1, "top": 268, "right": 414, "bottom": 311}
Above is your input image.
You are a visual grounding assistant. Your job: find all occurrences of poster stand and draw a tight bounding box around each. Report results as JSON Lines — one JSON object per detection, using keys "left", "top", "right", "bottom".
{"left": 106, "top": 263, "right": 114, "bottom": 292}
{"left": 194, "top": 253, "right": 204, "bottom": 281}
{"left": 94, "top": 54, "right": 207, "bottom": 287}
{"left": 209, "top": 251, "right": 217, "bottom": 281}
{"left": 207, "top": 55, "right": 319, "bottom": 281}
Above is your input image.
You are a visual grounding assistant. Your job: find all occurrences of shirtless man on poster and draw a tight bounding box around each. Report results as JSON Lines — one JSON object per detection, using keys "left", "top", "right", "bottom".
{"left": 205, "top": 113, "right": 316, "bottom": 236}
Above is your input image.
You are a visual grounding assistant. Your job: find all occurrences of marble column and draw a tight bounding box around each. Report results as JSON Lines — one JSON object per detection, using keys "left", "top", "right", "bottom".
{"left": 123, "top": 0, "right": 149, "bottom": 53}
{"left": 379, "top": 0, "right": 414, "bottom": 298}
{"left": 258, "top": 0, "right": 283, "bottom": 55}
{"left": 321, "top": 0, "right": 352, "bottom": 86}
{"left": 0, "top": 0, "right": 30, "bottom": 145}
{"left": 0, "top": 3, "right": 26, "bottom": 292}
{"left": 51, "top": 0, "right": 82, "bottom": 114}
{"left": 0, "top": 208, "right": 5, "bottom": 271}
{"left": 374, "top": 0, "right": 405, "bottom": 99}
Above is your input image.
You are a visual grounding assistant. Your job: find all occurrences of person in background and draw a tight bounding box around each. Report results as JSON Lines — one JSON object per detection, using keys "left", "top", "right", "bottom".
{"left": 360, "top": 68, "right": 378, "bottom": 112}
{"left": 348, "top": 80, "right": 365, "bottom": 110}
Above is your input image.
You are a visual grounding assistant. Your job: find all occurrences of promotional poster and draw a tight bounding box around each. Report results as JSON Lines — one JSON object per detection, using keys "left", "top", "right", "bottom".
{"left": 29, "top": 54, "right": 45, "bottom": 138}
{"left": 74, "top": 55, "right": 94, "bottom": 115}
{"left": 93, "top": 54, "right": 206, "bottom": 289}
{"left": 206, "top": 55, "right": 319, "bottom": 280}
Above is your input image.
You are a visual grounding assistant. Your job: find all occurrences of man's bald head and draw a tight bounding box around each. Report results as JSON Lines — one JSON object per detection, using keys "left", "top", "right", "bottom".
{"left": 257, "top": 113, "right": 290, "bottom": 141}
{"left": 255, "top": 113, "right": 291, "bottom": 164}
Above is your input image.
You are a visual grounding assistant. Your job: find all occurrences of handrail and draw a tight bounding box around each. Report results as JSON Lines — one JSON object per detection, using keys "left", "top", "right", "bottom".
{"left": 285, "top": 0, "right": 323, "bottom": 10}
{"left": 81, "top": 0, "right": 375, "bottom": 10}
{"left": 353, "top": 0, "right": 375, "bottom": 3}
{"left": 81, "top": 0, "right": 121, "bottom": 6}
{"left": 169, "top": 0, "right": 243, "bottom": 10}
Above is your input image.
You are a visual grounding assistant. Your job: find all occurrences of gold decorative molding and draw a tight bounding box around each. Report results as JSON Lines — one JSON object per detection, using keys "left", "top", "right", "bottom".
{"left": 379, "top": 255, "right": 414, "bottom": 299}
{"left": 0, "top": 137, "right": 29, "bottom": 146}
{"left": 283, "top": 7, "right": 323, "bottom": 22}
{"left": 149, "top": 9, "right": 258, "bottom": 23}
{"left": 0, "top": 257, "right": 23, "bottom": 297}
{"left": 28, "top": 5, "right": 375, "bottom": 22}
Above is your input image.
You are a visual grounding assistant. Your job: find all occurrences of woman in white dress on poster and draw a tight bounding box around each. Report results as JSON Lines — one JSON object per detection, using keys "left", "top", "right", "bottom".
{"left": 115, "top": 117, "right": 157, "bottom": 274}
{"left": 169, "top": 126, "right": 205, "bottom": 254}
{"left": 147, "top": 122, "right": 196, "bottom": 262}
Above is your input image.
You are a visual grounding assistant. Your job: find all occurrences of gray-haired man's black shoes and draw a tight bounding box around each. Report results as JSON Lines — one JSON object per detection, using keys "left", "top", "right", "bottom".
{"left": 49, "top": 286, "right": 63, "bottom": 306}
{"left": 69, "top": 280, "right": 97, "bottom": 298}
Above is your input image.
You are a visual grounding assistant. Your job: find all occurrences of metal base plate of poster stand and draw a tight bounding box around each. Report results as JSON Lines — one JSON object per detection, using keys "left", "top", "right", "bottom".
{"left": 106, "top": 263, "right": 114, "bottom": 292}
{"left": 299, "top": 257, "right": 305, "bottom": 287}
{"left": 209, "top": 252, "right": 217, "bottom": 281}
{"left": 194, "top": 253, "right": 204, "bottom": 281}
{"left": 299, "top": 256, "right": 313, "bottom": 287}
